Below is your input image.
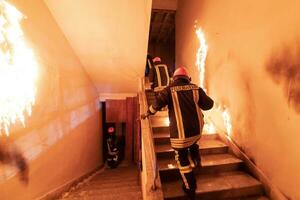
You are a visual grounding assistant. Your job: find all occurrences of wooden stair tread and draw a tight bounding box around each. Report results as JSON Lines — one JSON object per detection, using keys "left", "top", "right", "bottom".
{"left": 64, "top": 191, "right": 142, "bottom": 200}
{"left": 150, "top": 116, "right": 169, "bottom": 128}
{"left": 60, "top": 166, "right": 141, "bottom": 199}
{"left": 158, "top": 153, "right": 243, "bottom": 171}
{"left": 162, "top": 171, "right": 263, "bottom": 199}
{"left": 73, "top": 185, "right": 141, "bottom": 194}
{"left": 153, "top": 131, "right": 170, "bottom": 139}
{"left": 153, "top": 132, "right": 218, "bottom": 140}
{"left": 231, "top": 196, "right": 269, "bottom": 200}
{"left": 155, "top": 139, "right": 228, "bottom": 154}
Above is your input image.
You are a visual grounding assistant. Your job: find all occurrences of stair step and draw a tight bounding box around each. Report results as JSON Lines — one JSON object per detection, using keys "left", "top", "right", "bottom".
{"left": 91, "top": 167, "right": 139, "bottom": 177}
{"left": 154, "top": 133, "right": 170, "bottom": 145}
{"left": 150, "top": 116, "right": 169, "bottom": 127}
{"left": 154, "top": 132, "right": 218, "bottom": 145}
{"left": 156, "top": 139, "right": 228, "bottom": 159}
{"left": 60, "top": 166, "right": 141, "bottom": 200}
{"left": 153, "top": 126, "right": 170, "bottom": 134}
{"left": 72, "top": 185, "right": 141, "bottom": 195}
{"left": 64, "top": 191, "right": 142, "bottom": 200}
{"left": 91, "top": 172, "right": 139, "bottom": 180}
{"left": 229, "top": 196, "right": 269, "bottom": 200}
{"left": 88, "top": 178, "right": 139, "bottom": 186}
{"left": 154, "top": 110, "right": 168, "bottom": 117}
{"left": 162, "top": 171, "right": 264, "bottom": 200}
{"left": 159, "top": 153, "right": 244, "bottom": 181}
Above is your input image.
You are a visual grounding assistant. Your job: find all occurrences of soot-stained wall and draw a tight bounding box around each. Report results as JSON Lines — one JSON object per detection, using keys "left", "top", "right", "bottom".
{"left": 0, "top": 1, "right": 102, "bottom": 199}
{"left": 176, "top": 0, "right": 300, "bottom": 199}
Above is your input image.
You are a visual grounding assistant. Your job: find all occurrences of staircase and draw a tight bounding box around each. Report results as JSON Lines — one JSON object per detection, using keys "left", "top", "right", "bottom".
{"left": 145, "top": 90, "right": 269, "bottom": 200}
{"left": 59, "top": 165, "right": 142, "bottom": 200}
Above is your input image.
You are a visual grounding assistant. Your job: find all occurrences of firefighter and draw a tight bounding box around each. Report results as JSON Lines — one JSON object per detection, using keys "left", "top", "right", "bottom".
{"left": 106, "top": 126, "right": 119, "bottom": 168}
{"left": 141, "top": 66, "right": 214, "bottom": 200}
{"left": 145, "top": 54, "right": 154, "bottom": 76}
{"left": 148, "top": 57, "right": 171, "bottom": 93}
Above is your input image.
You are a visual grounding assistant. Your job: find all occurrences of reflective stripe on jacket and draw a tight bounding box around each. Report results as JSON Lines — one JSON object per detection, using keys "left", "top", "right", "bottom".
{"left": 148, "top": 78, "right": 214, "bottom": 148}
{"left": 149, "top": 63, "right": 171, "bottom": 92}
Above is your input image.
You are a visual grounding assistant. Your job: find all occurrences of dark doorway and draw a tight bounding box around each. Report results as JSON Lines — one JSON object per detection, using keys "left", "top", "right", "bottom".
{"left": 148, "top": 9, "right": 176, "bottom": 73}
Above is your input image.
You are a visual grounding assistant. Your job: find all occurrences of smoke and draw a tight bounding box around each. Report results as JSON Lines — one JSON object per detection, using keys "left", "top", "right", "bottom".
{"left": 266, "top": 41, "right": 300, "bottom": 113}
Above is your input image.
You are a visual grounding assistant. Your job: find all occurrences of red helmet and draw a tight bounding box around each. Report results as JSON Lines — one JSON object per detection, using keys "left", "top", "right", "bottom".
{"left": 173, "top": 66, "right": 189, "bottom": 78}
{"left": 152, "top": 57, "right": 161, "bottom": 63}
{"left": 108, "top": 127, "right": 115, "bottom": 134}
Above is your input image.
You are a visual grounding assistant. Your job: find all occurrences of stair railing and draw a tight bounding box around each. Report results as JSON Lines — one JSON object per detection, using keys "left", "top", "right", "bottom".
{"left": 138, "top": 77, "right": 163, "bottom": 200}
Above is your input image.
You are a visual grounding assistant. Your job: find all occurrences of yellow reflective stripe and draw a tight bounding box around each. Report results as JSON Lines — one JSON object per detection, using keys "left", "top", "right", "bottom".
{"left": 171, "top": 140, "right": 197, "bottom": 148}
{"left": 164, "top": 65, "right": 170, "bottom": 84}
{"left": 154, "top": 86, "right": 166, "bottom": 92}
{"left": 193, "top": 90, "right": 204, "bottom": 135}
{"left": 155, "top": 65, "right": 162, "bottom": 88}
{"left": 170, "top": 135, "right": 200, "bottom": 148}
{"left": 149, "top": 105, "right": 156, "bottom": 114}
{"left": 148, "top": 59, "right": 153, "bottom": 69}
{"left": 155, "top": 64, "right": 169, "bottom": 88}
{"left": 171, "top": 85, "right": 198, "bottom": 92}
{"left": 175, "top": 150, "right": 190, "bottom": 189}
{"left": 180, "top": 167, "right": 193, "bottom": 174}
{"left": 178, "top": 165, "right": 191, "bottom": 170}
{"left": 171, "top": 91, "right": 185, "bottom": 139}
{"left": 170, "top": 135, "right": 200, "bottom": 143}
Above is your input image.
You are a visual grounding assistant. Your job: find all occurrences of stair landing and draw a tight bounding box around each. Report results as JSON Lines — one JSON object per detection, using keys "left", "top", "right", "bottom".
{"left": 59, "top": 165, "right": 142, "bottom": 200}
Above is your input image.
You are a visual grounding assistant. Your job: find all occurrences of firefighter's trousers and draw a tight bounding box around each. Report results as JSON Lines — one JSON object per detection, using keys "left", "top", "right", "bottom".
{"left": 174, "top": 143, "right": 201, "bottom": 193}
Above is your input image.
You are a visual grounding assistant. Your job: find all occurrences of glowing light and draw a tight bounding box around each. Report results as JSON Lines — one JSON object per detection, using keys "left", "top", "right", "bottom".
{"left": 203, "top": 121, "right": 216, "bottom": 134}
{"left": 196, "top": 28, "right": 208, "bottom": 89}
{"left": 221, "top": 108, "right": 232, "bottom": 135}
{"left": 0, "top": 1, "right": 38, "bottom": 135}
{"left": 167, "top": 164, "right": 176, "bottom": 169}
{"left": 163, "top": 117, "right": 170, "bottom": 126}
{"left": 195, "top": 27, "right": 232, "bottom": 136}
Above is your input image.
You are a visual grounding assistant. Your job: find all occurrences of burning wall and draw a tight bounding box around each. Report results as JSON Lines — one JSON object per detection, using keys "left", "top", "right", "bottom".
{"left": 176, "top": 0, "right": 300, "bottom": 199}
{"left": 0, "top": 0, "right": 102, "bottom": 199}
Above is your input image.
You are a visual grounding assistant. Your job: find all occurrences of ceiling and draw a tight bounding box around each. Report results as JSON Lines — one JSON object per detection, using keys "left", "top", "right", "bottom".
{"left": 149, "top": 9, "right": 175, "bottom": 44}
{"left": 44, "top": 0, "right": 152, "bottom": 96}
{"left": 43, "top": 0, "right": 178, "bottom": 97}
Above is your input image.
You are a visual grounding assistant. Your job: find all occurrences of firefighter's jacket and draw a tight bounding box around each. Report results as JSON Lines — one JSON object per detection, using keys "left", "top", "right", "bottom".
{"left": 148, "top": 78, "right": 214, "bottom": 149}
{"left": 149, "top": 62, "right": 171, "bottom": 92}
{"left": 145, "top": 54, "right": 154, "bottom": 76}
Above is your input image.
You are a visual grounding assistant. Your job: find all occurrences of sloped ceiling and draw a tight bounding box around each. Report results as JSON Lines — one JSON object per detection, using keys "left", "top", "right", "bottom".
{"left": 44, "top": 0, "right": 152, "bottom": 96}
{"left": 149, "top": 9, "right": 175, "bottom": 44}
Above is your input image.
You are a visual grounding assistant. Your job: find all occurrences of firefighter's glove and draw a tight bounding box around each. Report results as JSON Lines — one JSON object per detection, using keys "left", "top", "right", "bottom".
{"left": 141, "top": 112, "right": 150, "bottom": 120}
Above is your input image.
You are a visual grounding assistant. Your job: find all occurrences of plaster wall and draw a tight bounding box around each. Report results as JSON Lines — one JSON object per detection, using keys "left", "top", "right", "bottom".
{"left": 176, "top": 0, "right": 300, "bottom": 199}
{"left": 44, "top": 0, "right": 152, "bottom": 95}
{"left": 0, "top": 1, "right": 102, "bottom": 199}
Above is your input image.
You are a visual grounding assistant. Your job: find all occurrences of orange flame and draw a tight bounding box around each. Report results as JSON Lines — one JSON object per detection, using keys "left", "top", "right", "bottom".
{"left": 196, "top": 28, "right": 208, "bottom": 89}
{"left": 221, "top": 107, "right": 232, "bottom": 135}
{"left": 195, "top": 27, "right": 232, "bottom": 135}
{"left": 0, "top": 1, "right": 38, "bottom": 135}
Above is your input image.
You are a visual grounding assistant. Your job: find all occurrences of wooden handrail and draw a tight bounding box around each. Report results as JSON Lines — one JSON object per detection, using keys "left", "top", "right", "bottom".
{"left": 138, "top": 77, "right": 163, "bottom": 200}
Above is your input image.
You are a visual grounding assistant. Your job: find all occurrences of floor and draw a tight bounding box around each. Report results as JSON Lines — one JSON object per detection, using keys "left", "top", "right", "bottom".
{"left": 59, "top": 163, "right": 142, "bottom": 200}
